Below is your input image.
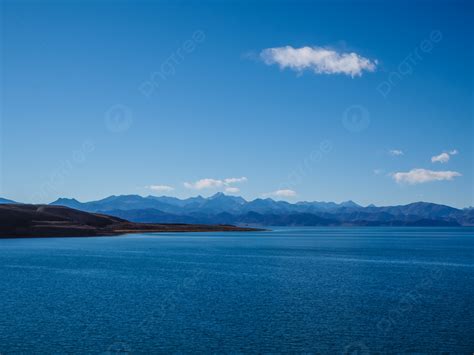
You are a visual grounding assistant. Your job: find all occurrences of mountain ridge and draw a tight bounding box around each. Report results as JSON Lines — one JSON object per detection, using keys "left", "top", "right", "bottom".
{"left": 1, "top": 194, "right": 472, "bottom": 226}
{"left": 45, "top": 194, "right": 472, "bottom": 227}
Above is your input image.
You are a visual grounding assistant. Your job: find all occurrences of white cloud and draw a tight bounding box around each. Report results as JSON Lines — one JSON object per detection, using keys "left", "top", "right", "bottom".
{"left": 260, "top": 45, "right": 377, "bottom": 77}
{"left": 184, "top": 177, "right": 248, "bottom": 190}
{"left": 392, "top": 168, "right": 461, "bottom": 184}
{"left": 271, "top": 189, "right": 297, "bottom": 197}
{"left": 225, "top": 187, "right": 240, "bottom": 194}
{"left": 373, "top": 169, "right": 384, "bottom": 175}
{"left": 431, "top": 152, "right": 450, "bottom": 163}
{"left": 146, "top": 185, "right": 174, "bottom": 192}
{"left": 224, "top": 177, "right": 248, "bottom": 184}
{"left": 431, "top": 150, "right": 458, "bottom": 163}
{"left": 389, "top": 149, "right": 404, "bottom": 156}
{"left": 184, "top": 178, "right": 224, "bottom": 190}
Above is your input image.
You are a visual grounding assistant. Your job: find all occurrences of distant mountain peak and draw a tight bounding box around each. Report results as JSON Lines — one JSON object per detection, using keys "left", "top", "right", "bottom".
{"left": 340, "top": 200, "right": 360, "bottom": 208}
{"left": 0, "top": 197, "right": 18, "bottom": 204}
{"left": 52, "top": 197, "right": 80, "bottom": 204}
{"left": 207, "top": 192, "right": 246, "bottom": 204}
{"left": 209, "top": 192, "right": 226, "bottom": 199}
{"left": 252, "top": 198, "right": 275, "bottom": 202}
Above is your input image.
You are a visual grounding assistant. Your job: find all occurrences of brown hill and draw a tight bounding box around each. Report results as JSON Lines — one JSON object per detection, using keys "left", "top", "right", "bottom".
{"left": 0, "top": 204, "right": 261, "bottom": 238}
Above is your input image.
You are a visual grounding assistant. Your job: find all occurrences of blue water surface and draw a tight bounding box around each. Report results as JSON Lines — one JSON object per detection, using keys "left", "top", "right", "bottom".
{"left": 0, "top": 227, "right": 473, "bottom": 354}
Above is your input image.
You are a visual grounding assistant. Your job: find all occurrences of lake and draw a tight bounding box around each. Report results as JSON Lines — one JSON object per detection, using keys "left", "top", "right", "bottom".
{"left": 0, "top": 227, "right": 473, "bottom": 353}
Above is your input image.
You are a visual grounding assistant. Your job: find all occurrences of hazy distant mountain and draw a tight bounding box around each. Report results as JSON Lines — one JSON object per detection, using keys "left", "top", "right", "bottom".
{"left": 458, "top": 208, "right": 474, "bottom": 225}
{"left": 100, "top": 208, "right": 200, "bottom": 224}
{"left": 45, "top": 194, "right": 473, "bottom": 227}
{"left": 51, "top": 198, "right": 83, "bottom": 210}
{"left": 0, "top": 197, "right": 18, "bottom": 204}
{"left": 366, "top": 202, "right": 460, "bottom": 219}
{"left": 51, "top": 195, "right": 183, "bottom": 214}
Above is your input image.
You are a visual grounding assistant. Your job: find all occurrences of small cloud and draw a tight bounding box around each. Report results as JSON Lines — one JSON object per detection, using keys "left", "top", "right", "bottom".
{"left": 224, "top": 177, "right": 248, "bottom": 184}
{"left": 431, "top": 150, "right": 458, "bottom": 163}
{"left": 389, "top": 149, "right": 404, "bottom": 156}
{"left": 392, "top": 168, "right": 461, "bottom": 184}
{"left": 270, "top": 189, "right": 297, "bottom": 197}
{"left": 184, "top": 178, "right": 224, "bottom": 190}
{"left": 260, "top": 45, "right": 377, "bottom": 77}
{"left": 146, "top": 185, "right": 174, "bottom": 192}
{"left": 431, "top": 152, "right": 450, "bottom": 163}
{"left": 184, "top": 177, "right": 248, "bottom": 190}
{"left": 373, "top": 169, "right": 384, "bottom": 175}
{"left": 225, "top": 187, "right": 240, "bottom": 194}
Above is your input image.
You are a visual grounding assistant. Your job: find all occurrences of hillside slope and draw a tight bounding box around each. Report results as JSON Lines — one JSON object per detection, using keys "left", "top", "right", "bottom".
{"left": 0, "top": 204, "right": 261, "bottom": 238}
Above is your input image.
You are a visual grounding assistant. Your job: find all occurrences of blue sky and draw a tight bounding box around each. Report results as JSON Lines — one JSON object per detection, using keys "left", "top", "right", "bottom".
{"left": 1, "top": 0, "right": 473, "bottom": 207}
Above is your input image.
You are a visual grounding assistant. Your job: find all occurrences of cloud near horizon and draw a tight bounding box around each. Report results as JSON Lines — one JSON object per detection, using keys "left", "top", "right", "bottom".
{"left": 392, "top": 168, "right": 461, "bottom": 184}
{"left": 184, "top": 177, "right": 248, "bottom": 190}
{"left": 269, "top": 189, "right": 297, "bottom": 198}
{"left": 146, "top": 185, "right": 174, "bottom": 192}
{"left": 224, "top": 177, "right": 248, "bottom": 184}
{"left": 389, "top": 149, "right": 404, "bottom": 156}
{"left": 431, "top": 149, "right": 458, "bottom": 163}
{"left": 260, "top": 45, "right": 377, "bottom": 77}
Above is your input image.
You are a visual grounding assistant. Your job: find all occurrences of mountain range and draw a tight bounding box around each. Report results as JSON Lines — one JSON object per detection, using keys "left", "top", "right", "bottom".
{"left": 1, "top": 193, "right": 473, "bottom": 226}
